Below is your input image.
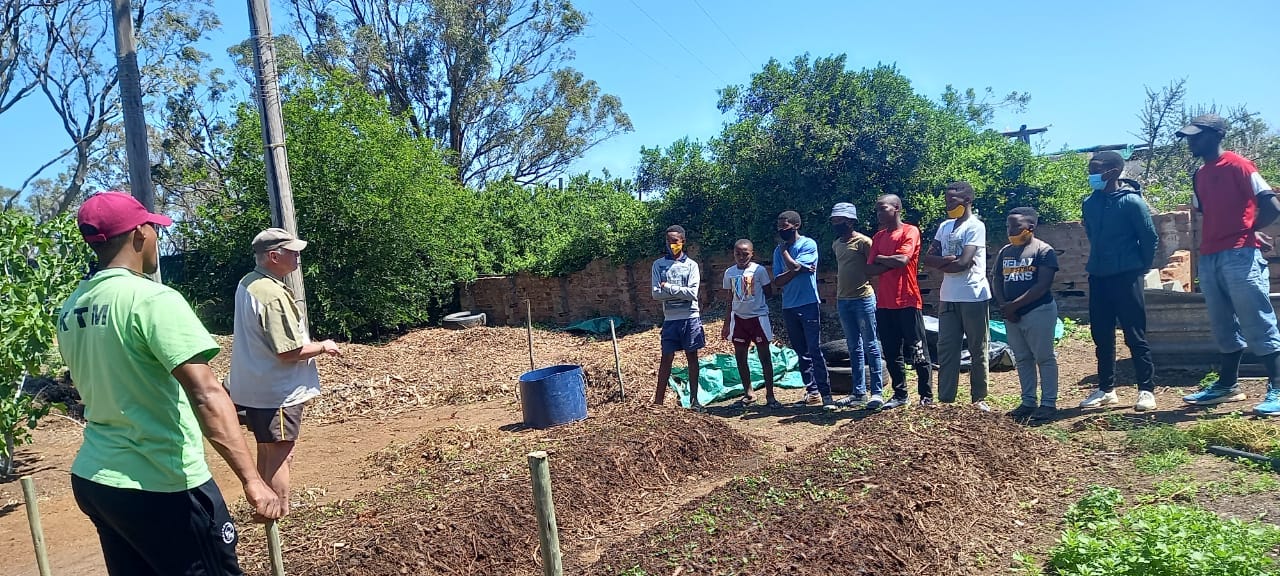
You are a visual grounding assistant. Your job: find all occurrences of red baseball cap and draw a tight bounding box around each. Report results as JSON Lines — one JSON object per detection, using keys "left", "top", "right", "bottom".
{"left": 77, "top": 191, "right": 173, "bottom": 244}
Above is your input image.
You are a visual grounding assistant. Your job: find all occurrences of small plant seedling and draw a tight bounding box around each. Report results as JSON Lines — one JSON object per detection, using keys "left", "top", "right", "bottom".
{"left": 1134, "top": 449, "right": 1192, "bottom": 475}
{"left": 1198, "top": 370, "right": 1219, "bottom": 389}
{"left": 828, "top": 446, "right": 873, "bottom": 472}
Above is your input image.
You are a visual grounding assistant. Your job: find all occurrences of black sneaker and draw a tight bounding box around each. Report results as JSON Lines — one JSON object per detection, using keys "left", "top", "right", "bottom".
{"left": 918, "top": 397, "right": 936, "bottom": 408}
{"left": 882, "top": 396, "right": 909, "bottom": 410}
{"left": 1007, "top": 405, "right": 1036, "bottom": 422}
{"left": 1030, "top": 406, "right": 1058, "bottom": 422}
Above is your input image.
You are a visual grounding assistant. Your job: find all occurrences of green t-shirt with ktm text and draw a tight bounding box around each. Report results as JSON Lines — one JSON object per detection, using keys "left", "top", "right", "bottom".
{"left": 56, "top": 268, "right": 220, "bottom": 492}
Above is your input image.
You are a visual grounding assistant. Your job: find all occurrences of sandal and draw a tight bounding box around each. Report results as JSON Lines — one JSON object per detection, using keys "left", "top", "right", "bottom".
{"left": 765, "top": 398, "right": 785, "bottom": 410}
{"left": 737, "top": 394, "right": 758, "bottom": 407}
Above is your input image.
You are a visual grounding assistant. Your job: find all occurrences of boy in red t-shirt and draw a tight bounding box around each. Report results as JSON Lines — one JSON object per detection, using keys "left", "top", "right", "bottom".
{"left": 1178, "top": 114, "right": 1280, "bottom": 416}
{"left": 866, "top": 194, "right": 934, "bottom": 409}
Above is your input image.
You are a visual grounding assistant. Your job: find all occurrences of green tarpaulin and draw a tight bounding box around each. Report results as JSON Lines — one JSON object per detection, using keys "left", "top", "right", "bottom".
{"left": 563, "top": 316, "right": 626, "bottom": 335}
{"left": 668, "top": 344, "right": 806, "bottom": 407}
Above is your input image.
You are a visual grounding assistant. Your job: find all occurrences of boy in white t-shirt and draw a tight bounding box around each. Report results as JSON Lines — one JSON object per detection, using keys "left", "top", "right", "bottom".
{"left": 922, "top": 181, "right": 993, "bottom": 410}
{"left": 721, "top": 239, "right": 780, "bottom": 408}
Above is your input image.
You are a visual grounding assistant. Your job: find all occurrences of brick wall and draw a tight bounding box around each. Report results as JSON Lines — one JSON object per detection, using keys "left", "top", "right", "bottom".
{"left": 459, "top": 209, "right": 1257, "bottom": 326}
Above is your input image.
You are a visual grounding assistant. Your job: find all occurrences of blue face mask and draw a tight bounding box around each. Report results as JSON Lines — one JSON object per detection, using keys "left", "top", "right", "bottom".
{"left": 1088, "top": 173, "right": 1107, "bottom": 191}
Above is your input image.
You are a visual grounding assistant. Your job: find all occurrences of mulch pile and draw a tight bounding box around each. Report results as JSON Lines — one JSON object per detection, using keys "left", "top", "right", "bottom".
{"left": 207, "top": 323, "right": 740, "bottom": 424}
{"left": 236, "top": 404, "right": 759, "bottom": 576}
{"left": 593, "top": 408, "right": 1116, "bottom": 576}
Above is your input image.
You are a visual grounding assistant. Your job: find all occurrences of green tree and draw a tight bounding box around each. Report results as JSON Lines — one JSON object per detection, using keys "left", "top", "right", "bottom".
{"left": 287, "top": 0, "right": 631, "bottom": 186}
{"left": 0, "top": 211, "right": 90, "bottom": 476}
{"left": 180, "top": 72, "right": 486, "bottom": 340}
{"left": 8, "top": 0, "right": 221, "bottom": 215}
{"left": 640, "top": 54, "right": 1087, "bottom": 259}
{"left": 477, "top": 173, "right": 655, "bottom": 276}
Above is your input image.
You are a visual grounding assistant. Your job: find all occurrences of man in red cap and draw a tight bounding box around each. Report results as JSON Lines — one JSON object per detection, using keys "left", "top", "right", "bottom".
{"left": 57, "top": 191, "right": 283, "bottom": 575}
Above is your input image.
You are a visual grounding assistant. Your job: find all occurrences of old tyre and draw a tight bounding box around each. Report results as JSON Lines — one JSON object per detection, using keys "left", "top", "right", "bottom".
{"left": 443, "top": 311, "right": 487, "bottom": 329}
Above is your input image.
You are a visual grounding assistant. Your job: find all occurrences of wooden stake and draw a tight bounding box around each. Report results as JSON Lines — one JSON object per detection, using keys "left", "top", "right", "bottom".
{"left": 610, "top": 319, "right": 624, "bottom": 400}
{"left": 526, "top": 299, "right": 535, "bottom": 371}
{"left": 266, "top": 520, "right": 286, "bottom": 576}
{"left": 20, "top": 476, "right": 51, "bottom": 576}
{"left": 527, "top": 451, "right": 562, "bottom": 576}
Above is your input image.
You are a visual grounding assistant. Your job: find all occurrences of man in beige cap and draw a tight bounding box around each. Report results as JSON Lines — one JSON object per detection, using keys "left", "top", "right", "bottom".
{"left": 228, "top": 228, "right": 341, "bottom": 514}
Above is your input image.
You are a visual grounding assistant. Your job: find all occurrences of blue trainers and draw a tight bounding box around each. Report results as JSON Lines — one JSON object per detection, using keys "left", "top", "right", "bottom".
{"left": 1255, "top": 388, "right": 1280, "bottom": 416}
{"left": 1182, "top": 383, "right": 1246, "bottom": 405}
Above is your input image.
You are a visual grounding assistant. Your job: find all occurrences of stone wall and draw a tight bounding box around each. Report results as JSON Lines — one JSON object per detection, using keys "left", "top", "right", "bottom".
{"left": 460, "top": 209, "right": 1273, "bottom": 326}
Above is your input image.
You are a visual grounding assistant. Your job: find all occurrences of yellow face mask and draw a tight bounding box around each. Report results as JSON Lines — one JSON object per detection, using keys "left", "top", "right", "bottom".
{"left": 947, "top": 205, "right": 966, "bottom": 219}
{"left": 669, "top": 242, "right": 684, "bottom": 256}
{"left": 1008, "top": 230, "right": 1033, "bottom": 246}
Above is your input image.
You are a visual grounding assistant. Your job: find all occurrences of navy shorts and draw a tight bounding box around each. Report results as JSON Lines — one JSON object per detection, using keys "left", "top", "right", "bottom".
{"left": 661, "top": 318, "right": 706, "bottom": 354}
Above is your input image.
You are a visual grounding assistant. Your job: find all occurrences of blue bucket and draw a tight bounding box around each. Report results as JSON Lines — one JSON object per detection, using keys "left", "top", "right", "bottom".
{"left": 518, "top": 364, "right": 588, "bottom": 429}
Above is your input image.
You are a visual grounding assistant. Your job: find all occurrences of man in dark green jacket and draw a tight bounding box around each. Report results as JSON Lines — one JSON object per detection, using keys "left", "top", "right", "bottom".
{"left": 1079, "top": 151, "right": 1159, "bottom": 412}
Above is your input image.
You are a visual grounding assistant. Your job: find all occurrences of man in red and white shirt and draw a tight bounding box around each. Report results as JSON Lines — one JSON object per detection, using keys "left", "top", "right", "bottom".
{"left": 1178, "top": 113, "right": 1280, "bottom": 416}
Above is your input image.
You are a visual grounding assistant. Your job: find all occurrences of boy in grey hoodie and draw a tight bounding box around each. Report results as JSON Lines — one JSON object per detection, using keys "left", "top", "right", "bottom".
{"left": 651, "top": 225, "right": 706, "bottom": 410}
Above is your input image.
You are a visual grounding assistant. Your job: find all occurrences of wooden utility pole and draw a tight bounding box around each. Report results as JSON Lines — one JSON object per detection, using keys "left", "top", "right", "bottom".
{"left": 247, "top": 0, "right": 308, "bottom": 328}
{"left": 110, "top": 0, "right": 161, "bottom": 283}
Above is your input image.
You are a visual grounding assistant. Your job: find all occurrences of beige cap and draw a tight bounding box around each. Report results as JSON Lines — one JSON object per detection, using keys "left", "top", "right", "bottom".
{"left": 252, "top": 227, "right": 308, "bottom": 253}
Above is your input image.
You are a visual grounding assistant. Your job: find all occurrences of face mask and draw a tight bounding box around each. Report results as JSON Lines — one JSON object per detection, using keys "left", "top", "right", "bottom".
{"left": 778, "top": 228, "right": 797, "bottom": 242}
{"left": 1088, "top": 173, "right": 1106, "bottom": 191}
{"left": 832, "top": 222, "right": 852, "bottom": 237}
{"left": 946, "top": 205, "right": 966, "bottom": 219}
{"left": 668, "top": 242, "right": 683, "bottom": 256}
{"left": 1008, "top": 229, "right": 1033, "bottom": 246}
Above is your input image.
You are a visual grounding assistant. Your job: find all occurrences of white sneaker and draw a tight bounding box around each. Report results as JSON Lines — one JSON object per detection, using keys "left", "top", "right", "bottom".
{"left": 973, "top": 401, "right": 991, "bottom": 412}
{"left": 1079, "top": 389, "right": 1119, "bottom": 408}
{"left": 1134, "top": 391, "right": 1156, "bottom": 412}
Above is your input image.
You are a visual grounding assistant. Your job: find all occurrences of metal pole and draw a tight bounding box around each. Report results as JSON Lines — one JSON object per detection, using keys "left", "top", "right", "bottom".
{"left": 110, "top": 0, "right": 161, "bottom": 283}
{"left": 526, "top": 299, "right": 535, "bottom": 371}
{"left": 20, "top": 476, "right": 51, "bottom": 576}
{"left": 610, "top": 319, "right": 624, "bottom": 400}
{"left": 266, "top": 520, "right": 286, "bottom": 576}
{"left": 526, "top": 451, "right": 562, "bottom": 576}
{"left": 247, "top": 0, "right": 308, "bottom": 330}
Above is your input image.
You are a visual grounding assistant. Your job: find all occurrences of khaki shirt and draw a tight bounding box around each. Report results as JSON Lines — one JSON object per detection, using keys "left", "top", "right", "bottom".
{"left": 833, "top": 233, "right": 875, "bottom": 300}
{"left": 228, "top": 267, "right": 320, "bottom": 409}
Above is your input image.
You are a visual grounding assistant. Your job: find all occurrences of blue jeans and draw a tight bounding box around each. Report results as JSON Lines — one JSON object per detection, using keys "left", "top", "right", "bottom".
{"left": 837, "top": 296, "right": 884, "bottom": 397}
{"left": 1200, "top": 247, "right": 1280, "bottom": 357}
{"left": 782, "top": 302, "right": 830, "bottom": 397}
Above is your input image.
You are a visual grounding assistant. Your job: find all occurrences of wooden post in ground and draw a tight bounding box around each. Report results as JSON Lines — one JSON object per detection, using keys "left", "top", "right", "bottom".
{"left": 247, "top": 0, "right": 308, "bottom": 331}
{"left": 110, "top": 0, "right": 161, "bottom": 283}
{"left": 526, "top": 299, "right": 535, "bottom": 371}
{"left": 20, "top": 476, "right": 51, "bottom": 576}
{"left": 526, "top": 451, "right": 562, "bottom": 576}
{"left": 610, "top": 319, "right": 624, "bottom": 400}
{"left": 266, "top": 520, "right": 285, "bottom": 576}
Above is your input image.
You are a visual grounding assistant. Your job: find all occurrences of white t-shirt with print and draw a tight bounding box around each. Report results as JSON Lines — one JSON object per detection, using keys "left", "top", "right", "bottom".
{"left": 934, "top": 217, "right": 991, "bottom": 302}
{"left": 722, "top": 262, "right": 771, "bottom": 318}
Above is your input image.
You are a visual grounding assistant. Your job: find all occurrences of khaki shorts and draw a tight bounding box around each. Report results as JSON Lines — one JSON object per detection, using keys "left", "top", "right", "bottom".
{"left": 237, "top": 403, "right": 304, "bottom": 443}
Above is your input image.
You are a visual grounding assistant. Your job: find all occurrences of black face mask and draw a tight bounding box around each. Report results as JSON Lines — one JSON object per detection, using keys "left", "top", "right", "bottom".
{"left": 778, "top": 228, "right": 797, "bottom": 242}
{"left": 832, "top": 223, "right": 852, "bottom": 237}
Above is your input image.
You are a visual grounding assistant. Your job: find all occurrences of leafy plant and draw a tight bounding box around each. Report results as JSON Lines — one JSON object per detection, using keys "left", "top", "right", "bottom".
{"left": 1199, "top": 371, "right": 1220, "bottom": 389}
{"left": 1062, "top": 485, "right": 1123, "bottom": 527}
{"left": 1050, "top": 497, "right": 1280, "bottom": 576}
{"left": 0, "top": 211, "right": 91, "bottom": 476}
{"left": 1060, "top": 317, "right": 1090, "bottom": 342}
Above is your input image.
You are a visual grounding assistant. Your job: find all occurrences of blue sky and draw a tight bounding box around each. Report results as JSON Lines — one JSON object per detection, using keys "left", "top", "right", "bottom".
{"left": 3, "top": 0, "right": 1278, "bottom": 192}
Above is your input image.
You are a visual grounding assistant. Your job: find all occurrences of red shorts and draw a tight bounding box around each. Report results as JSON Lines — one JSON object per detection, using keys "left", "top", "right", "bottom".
{"left": 730, "top": 315, "right": 771, "bottom": 345}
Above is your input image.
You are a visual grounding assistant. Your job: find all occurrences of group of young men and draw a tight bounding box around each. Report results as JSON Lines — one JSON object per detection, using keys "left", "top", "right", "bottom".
{"left": 44, "top": 112, "right": 1280, "bottom": 575}
{"left": 652, "top": 113, "right": 1280, "bottom": 419}
{"left": 56, "top": 194, "right": 337, "bottom": 574}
